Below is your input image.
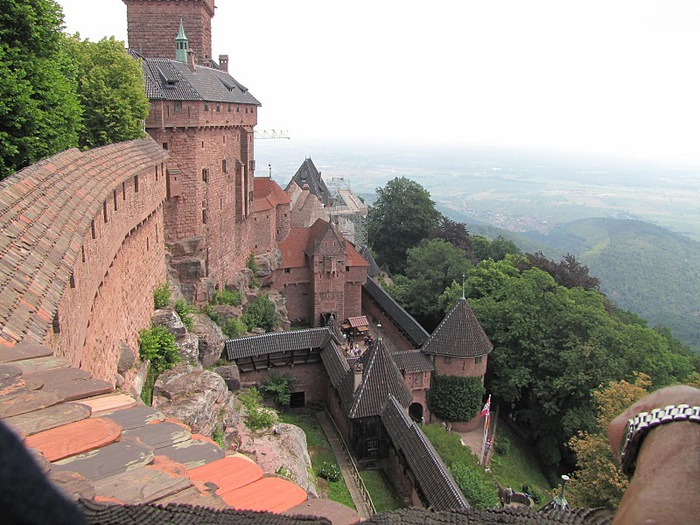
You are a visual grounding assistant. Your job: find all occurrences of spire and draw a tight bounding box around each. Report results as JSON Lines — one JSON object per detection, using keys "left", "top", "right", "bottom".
{"left": 175, "top": 18, "right": 188, "bottom": 62}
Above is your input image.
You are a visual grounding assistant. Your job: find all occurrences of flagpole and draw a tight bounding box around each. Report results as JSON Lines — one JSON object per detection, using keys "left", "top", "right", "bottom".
{"left": 479, "top": 394, "right": 491, "bottom": 465}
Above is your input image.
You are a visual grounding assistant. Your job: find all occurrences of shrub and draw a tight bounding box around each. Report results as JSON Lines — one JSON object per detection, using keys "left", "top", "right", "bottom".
{"left": 246, "top": 253, "right": 259, "bottom": 273}
{"left": 494, "top": 435, "right": 511, "bottom": 456}
{"left": 261, "top": 371, "right": 298, "bottom": 407}
{"left": 428, "top": 374, "right": 484, "bottom": 421}
{"left": 153, "top": 282, "right": 171, "bottom": 309}
{"left": 138, "top": 325, "right": 180, "bottom": 374}
{"left": 450, "top": 462, "right": 500, "bottom": 509}
{"left": 239, "top": 387, "right": 276, "bottom": 431}
{"left": 242, "top": 295, "right": 278, "bottom": 332}
{"left": 213, "top": 288, "right": 243, "bottom": 306}
{"left": 318, "top": 462, "right": 342, "bottom": 482}
{"left": 223, "top": 317, "right": 247, "bottom": 339}
{"left": 174, "top": 299, "right": 196, "bottom": 331}
{"left": 203, "top": 304, "right": 222, "bottom": 326}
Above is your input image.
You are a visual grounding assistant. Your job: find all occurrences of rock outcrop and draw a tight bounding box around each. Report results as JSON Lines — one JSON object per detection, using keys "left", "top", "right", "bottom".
{"left": 193, "top": 313, "right": 227, "bottom": 368}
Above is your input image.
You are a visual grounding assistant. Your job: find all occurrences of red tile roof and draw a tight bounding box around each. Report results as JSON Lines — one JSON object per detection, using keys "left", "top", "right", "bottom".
{"left": 254, "top": 178, "right": 291, "bottom": 212}
{"left": 278, "top": 229, "right": 310, "bottom": 269}
{"left": 345, "top": 242, "right": 369, "bottom": 268}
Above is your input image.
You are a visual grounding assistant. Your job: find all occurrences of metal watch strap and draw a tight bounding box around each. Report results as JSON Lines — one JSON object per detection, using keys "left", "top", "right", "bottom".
{"left": 619, "top": 403, "right": 700, "bottom": 477}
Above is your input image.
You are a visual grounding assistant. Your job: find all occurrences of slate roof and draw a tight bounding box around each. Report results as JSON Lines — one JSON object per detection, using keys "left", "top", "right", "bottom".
{"left": 338, "top": 339, "right": 412, "bottom": 419}
{"left": 0, "top": 139, "right": 169, "bottom": 347}
{"left": 319, "top": 339, "right": 350, "bottom": 388}
{"left": 357, "top": 245, "right": 381, "bottom": 278}
{"left": 392, "top": 350, "right": 434, "bottom": 373}
{"left": 225, "top": 328, "right": 334, "bottom": 360}
{"left": 421, "top": 299, "right": 493, "bottom": 358}
{"left": 140, "top": 56, "right": 261, "bottom": 105}
{"left": 286, "top": 158, "right": 333, "bottom": 207}
{"left": 381, "top": 396, "right": 469, "bottom": 511}
{"left": 362, "top": 279, "right": 429, "bottom": 347}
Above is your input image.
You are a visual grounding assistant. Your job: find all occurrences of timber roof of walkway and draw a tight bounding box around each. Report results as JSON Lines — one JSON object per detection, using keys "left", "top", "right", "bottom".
{"left": 381, "top": 395, "right": 469, "bottom": 511}
{"left": 421, "top": 298, "right": 493, "bottom": 358}
{"left": 362, "top": 279, "right": 430, "bottom": 347}
{"left": 225, "top": 328, "right": 337, "bottom": 360}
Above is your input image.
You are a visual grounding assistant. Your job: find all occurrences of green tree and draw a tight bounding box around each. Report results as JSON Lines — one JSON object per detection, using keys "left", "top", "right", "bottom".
{"left": 391, "top": 238, "right": 472, "bottom": 328}
{"left": 242, "top": 295, "right": 278, "bottom": 332}
{"left": 0, "top": 0, "right": 81, "bottom": 178}
{"left": 471, "top": 235, "right": 521, "bottom": 262}
{"left": 367, "top": 177, "right": 441, "bottom": 273}
{"left": 63, "top": 35, "right": 148, "bottom": 149}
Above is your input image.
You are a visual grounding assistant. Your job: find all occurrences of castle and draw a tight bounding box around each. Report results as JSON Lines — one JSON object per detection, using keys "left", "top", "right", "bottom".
{"left": 0, "top": 0, "right": 494, "bottom": 512}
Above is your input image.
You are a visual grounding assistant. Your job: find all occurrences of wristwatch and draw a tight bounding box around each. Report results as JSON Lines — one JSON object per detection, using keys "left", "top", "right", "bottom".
{"left": 618, "top": 403, "right": 700, "bottom": 477}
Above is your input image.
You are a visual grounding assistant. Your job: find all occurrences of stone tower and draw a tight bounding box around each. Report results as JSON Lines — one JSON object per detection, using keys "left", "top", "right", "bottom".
{"left": 123, "top": 0, "right": 215, "bottom": 62}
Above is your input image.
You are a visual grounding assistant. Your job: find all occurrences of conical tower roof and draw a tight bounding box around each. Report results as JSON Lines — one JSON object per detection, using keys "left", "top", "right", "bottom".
{"left": 421, "top": 298, "right": 493, "bottom": 358}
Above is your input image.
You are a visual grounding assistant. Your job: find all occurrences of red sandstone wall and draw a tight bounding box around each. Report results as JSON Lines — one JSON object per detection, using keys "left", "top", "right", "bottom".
{"left": 237, "top": 362, "right": 328, "bottom": 405}
{"left": 276, "top": 203, "right": 291, "bottom": 242}
{"left": 124, "top": 0, "right": 215, "bottom": 62}
{"left": 251, "top": 210, "right": 275, "bottom": 254}
{"left": 433, "top": 354, "right": 488, "bottom": 378}
{"left": 54, "top": 162, "right": 167, "bottom": 384}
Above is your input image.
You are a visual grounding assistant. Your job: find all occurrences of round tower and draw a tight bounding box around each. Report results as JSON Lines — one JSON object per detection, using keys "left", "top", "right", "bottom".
{"left": 122, "top": 0, "right": 215, "bottom": 62}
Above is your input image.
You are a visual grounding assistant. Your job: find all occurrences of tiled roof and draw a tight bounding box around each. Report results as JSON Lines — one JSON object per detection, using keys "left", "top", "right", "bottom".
{"left": 254, "top": 178, "right": 291, "bottom": 209}
{"left": 225, "top": 328, "right": 333, "bottom": 360}
{"left": 362, "top": 279, "right": 429, "bottom": 347}
{"left": 278, "top": 229, "right": 310, "bottom": 269}
{"left": 392, "top": 350, "right": 434, "bottom": 373}
{"left": 285, "top": 158, "right": 332, "bottom": 207}
{"left": 341, "top": 340, "right": 412, "bottom": 419}
{"left": 289, "top": 188, "right": 329, "bottom": 229}
{"left": 347, "top": 316, "right": 369, "bottom": 328}
{"left": 364, "top": 507, "right": 614, "bottom": 524}
{"left": 140, "top": 56, "right": 261, "bottom": 105}
{"left": 357, "top": 245, "right": 381, "bottom": 278}
{"left": 319, "top": 340, "right": 350, "bottom": 388}
{"left": 421, "top": 299, "right": 493, "bottom": 358}
{"left": 381, "top": 396, "right": 469, "bottom": 511}
{"left": 345, "top": 242, "right": 370, "bottom": 268}
{"left": 306, "top": 219, "right": 343, "bottom": 255}
{"left": 0, "top": 139, "right": 169, "bottom": 347}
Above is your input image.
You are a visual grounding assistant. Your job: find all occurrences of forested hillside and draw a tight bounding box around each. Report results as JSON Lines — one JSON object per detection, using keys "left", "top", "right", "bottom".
{"left": 531, "top": 218, "right": 700, "bottom": 352}
{"left": 368, "top": 177, "right": 699, "bottom": 473}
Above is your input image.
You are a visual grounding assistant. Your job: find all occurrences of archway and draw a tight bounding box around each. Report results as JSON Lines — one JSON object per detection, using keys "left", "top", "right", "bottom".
{"left": 409, "top": 402, "right": 423, "bottom": 422}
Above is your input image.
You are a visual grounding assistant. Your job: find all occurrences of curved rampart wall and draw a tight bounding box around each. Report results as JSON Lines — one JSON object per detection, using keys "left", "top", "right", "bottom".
{"left": 0, "top": 138, "right": 169, "bottom": 384}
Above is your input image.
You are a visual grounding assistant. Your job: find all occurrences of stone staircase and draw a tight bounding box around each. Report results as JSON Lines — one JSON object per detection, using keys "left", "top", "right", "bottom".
{"left": 0, "top": 342, "right": 307, "bottom": 512}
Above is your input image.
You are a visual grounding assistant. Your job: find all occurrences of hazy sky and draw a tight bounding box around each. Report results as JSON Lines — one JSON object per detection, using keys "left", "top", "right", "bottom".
{"left": 58, "top": 0, "right": 700, "bottom": 165}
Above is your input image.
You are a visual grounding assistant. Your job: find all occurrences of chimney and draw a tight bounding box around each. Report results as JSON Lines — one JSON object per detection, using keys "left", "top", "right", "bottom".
{"left": 219, "top": 54, "right": 229, "bottom": 73}
{"left": 187, "top": 49, "right": 196, "bottom": 72}
{"left": 353, "top": 362, "right": 364, "bottom": 392}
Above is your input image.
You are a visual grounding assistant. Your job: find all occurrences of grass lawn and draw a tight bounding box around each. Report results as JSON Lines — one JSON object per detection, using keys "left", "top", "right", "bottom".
{"left": 279, "top": 409, "right": 355, "bottom": 510}
{"left": 359, "top": 470, "right": 403, "bottom": 513}
{"left": 489, "top": 421, "right": 554, "bottom": 506}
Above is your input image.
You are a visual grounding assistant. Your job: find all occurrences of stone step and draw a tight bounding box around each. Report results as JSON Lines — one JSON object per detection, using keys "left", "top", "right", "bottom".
{"left": 52, "top": 436, "right": 154, "bottom": 482}
{"left": 24, "top": 367, "right": 91, "bottom": 386}
{"left": 25, "top": 417, "right": 122, "bottom": 462}
{"left": 77, "top": 393, "right": 137, "bottom": 415}
{"left": 188, "top": 456, "right": 264, "bottom": 494}
{"left": 158, "top": 435, "right": 224, "bottom": 469}
{"left": 11, "top": 356, "right": 71, "bottom": 374}
{"left": 221, "top": 477, "right": 308, "bottom": 513}
{"left": 3, "top": 401, "right": 91, "bottom": 436}
{"left": 101, "top": 405, "right": 164, "bottom": 430}
{"left": 93, "top": 465, "right": 192, "bottom": 505}
{"left": 0, "top": 389, "right": 61, "bottom": 418}
{"left": 43, "top": 377, "right": 113, "bottom": 403}
{"left": 122, "top": 421, "right": 191, "bottom": 450}
{"left": 0, "top": 342, "right": 52, "bottom": 364}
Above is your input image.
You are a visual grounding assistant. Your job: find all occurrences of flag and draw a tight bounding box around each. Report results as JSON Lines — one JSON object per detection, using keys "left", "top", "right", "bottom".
{"left": 480, "top": 395, "right": 491, "bottom": 418}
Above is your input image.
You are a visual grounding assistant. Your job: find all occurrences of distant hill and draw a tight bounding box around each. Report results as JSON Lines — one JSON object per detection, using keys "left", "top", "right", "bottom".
{"left": 526, "top": 218, "right": 700, "bottom": 352}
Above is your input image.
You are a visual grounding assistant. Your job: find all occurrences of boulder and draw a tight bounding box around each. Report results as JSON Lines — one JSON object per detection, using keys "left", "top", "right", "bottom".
{"left": 176, "top": 332, "right": 201, "bottom": 366}
{"left": 117, "top": 341, "right": 136, "bottom": 374}
{"left": 152, "top": 308, "right": 186, "bottom": 339}
{"left": 237, "top": 422, "right": 317, "bottom": 498}
{"left": 193, "top": 314, "right": 226, "bottom": 368}
{"left": 152, "top": 364, "right": 231, "bottom": 436}
{"left": 213, "top": 365, "right": 240, "bottom": 392}
{"left": 254, "top": 248, "right": 282, "bottom": 277}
